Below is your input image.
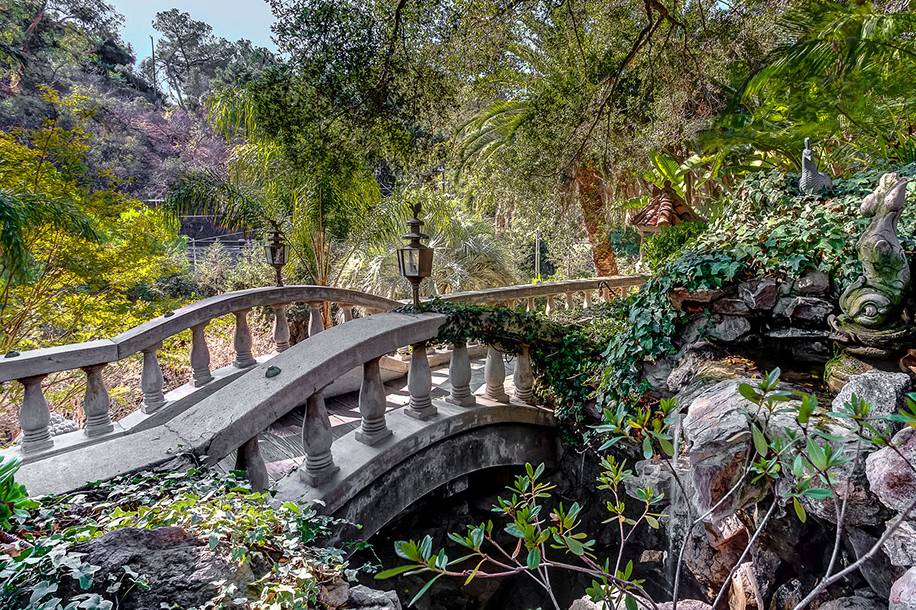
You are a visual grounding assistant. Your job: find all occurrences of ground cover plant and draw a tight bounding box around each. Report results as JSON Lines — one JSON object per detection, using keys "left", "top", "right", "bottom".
{"left": 0, "top": 465, "right": 348, "bottom": 609}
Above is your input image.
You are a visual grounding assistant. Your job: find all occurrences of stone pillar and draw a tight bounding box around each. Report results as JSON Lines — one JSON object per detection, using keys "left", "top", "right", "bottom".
{"left": 565, "top": 292, "right": 575, "bottom": 309}
{"left": 272, "top": 305, "right": 290, "bottom": 353}
{"left": 405, "top": 342, "right": 436, "bottom": 420}
{"left": 301, "top": 392, "right": 338, "bottom": 486}
{"left": 233, "top": 309, "right": 257, "bottom": 368}
{"left": 583, "top": 290, "right": 594, "bottom": 309}
{"left": 484, "top": 346, "right": 510, "bottom": 402}
{"left": 447, "top": 341, "right": 476, "bottom": 407}
{"left": 513, "top": 345, "right": 535, "bottom": 404}
{"left": 308, "top": 302, "right": 325, "bottom": 336}
{"left": 19, "top": 375, "right": 52, "bottom": 453}
{"left": 82, "top": 364, "right": 114, "bottom": 437}
{"left": 356, "top": 357, "right": 392, "bottom": 446}
{"left": 338, "top": 305, "right": 354, "bottom": 324}
{"left": 190, "top": 323, "right": 214, "bottom": 386}
{"left": 141, "top": 343, "right": 167, "bottom": 413}
{"left": 546, "top": 295, "right": 556, "bottom": 317}
{"left": 235, "top": 436, "right": 269, "bottom": 491}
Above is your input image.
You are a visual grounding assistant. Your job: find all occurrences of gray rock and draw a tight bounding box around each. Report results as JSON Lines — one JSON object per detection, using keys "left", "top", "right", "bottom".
{"left": 656, "top": 602, "right": 713, "bottom": 610}
{"left": 681, "top": 314, "right": 751, "bottom": 345}
{"left": 49, "top": 411, "right": 78, "bottom": 436}
{"left": 69, "top": 527, "right": 255, "bottom": 610}
{"left": 866, "top": 428, "right": 916, "bottom": 513}
{"left": 883, "top": 520, "right": 916, "bottom": 567}
{"left": 774, "top": 296, "right": 834, "bottom": 324}
{"left": 794, "top": 270, "right": 831, "bottom": 296}
{"left": 624, "top": 459, "right": 674, "bottom": 502}
{"left": 890, "top": 567, "right": 916, "bottom": 610}
{"left": 847, "top": 526, "right": 895, "bottom": 597}
{"left": 712, "top": 297, "right": 752, "bottom": 316}
{"left": 833, "top": 371, "right": 910, "bottom": 434}
{"left": 347, "top": 585, "right": 402, "bottom": 610}
{"left": 818, "top": 595, "right": 887, "bottom": 610}
{"left": 642, "top": 357, "right": 675, "bottom": 394}
{"left": 738, "top": 279, "right": 778, "bottom": 311}
{"left": 681, "top": 379, "right": 762, "bottom": 520}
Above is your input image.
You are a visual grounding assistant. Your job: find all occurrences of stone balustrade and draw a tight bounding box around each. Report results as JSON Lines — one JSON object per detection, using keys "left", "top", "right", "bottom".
{"left": 0, "top": 286, "right": 400, "bottom": 461}
{"left": 2, "top": 276, "right": 644, "bottom": 481}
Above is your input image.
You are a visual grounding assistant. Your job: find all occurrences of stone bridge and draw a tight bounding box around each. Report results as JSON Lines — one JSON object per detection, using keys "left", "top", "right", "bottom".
{"left": 2, "top": 277, "right": 642, "bottom": 539}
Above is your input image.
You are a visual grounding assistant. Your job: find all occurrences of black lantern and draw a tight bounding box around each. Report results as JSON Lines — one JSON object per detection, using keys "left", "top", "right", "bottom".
{"left": 396, "top": 202, "right": 434, "bottom": 306}
{"left": 264, "top": 229, "right": 288, "bottom": 287}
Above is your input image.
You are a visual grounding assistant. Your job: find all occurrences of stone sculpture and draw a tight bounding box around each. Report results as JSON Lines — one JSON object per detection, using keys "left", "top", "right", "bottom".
{"left": 799, "top": 138, "right": 833, "bottom": 196}
{"left": 832, "top": 173, "right": 912, "bottom": 354}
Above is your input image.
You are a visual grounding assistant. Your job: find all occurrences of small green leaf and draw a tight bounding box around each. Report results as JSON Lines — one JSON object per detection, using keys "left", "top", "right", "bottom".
{"left": 793, "top": 497, "right": 807, "bottom": 523}
{"left": 751, "top": 424, "right": 768, "bottom": 456}
{"left": 526, "top": 548, "right": 541, "bottom": 570}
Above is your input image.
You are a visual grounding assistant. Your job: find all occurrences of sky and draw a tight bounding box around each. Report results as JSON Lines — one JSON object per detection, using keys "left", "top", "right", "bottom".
{"left": 109, "top": 0, "right": 277, "bottom": 63}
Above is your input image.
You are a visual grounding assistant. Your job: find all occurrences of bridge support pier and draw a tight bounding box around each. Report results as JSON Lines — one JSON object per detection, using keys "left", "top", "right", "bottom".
{"left": 405, "top": 342, "right": 437, "bottom": 420}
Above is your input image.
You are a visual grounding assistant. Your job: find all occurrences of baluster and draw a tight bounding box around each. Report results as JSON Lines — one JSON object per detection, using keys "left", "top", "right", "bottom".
{"left": 272, "top": 305, "right": 290, "bottom": 353}
{"left": 356, "top": 357, "right": 393, "bottom": 445}
{"left": 233, "top": 309, "right": 257, "bottom": 368}
{"left": 447, "top": 341, "right": 475, "bottom": 407}
{"left": 235, "top": 436, "right": 269, "bottom": 491}
{"left": 405, "top": 342, "right": 437, "bottom": 419}
{"left": 190, "top": 323, "right": 214, "bottom": 386}
{"left": 141, "top": 343, "right": 167, "bottom": 413}
{"left": 484, "top": 346, "right": 510, "bottom": 402}
{"left": 526, "top": 297, "right": 535, "bottom": 313}
{"left": 338, "top": 304, "right": 354, "bottom": 325}
{"left": 82, "top": 364, "right": 114, "bottom": 437}
{"left": 19, "top": 375, "right": 52, "bottom": 453}
{"left": 565, "top": 292, "right": 575, "bottom": 309}
{"left": 583, "top": 290, "right": 594, "bottom": 309}
{"left": 513, "top": 345, "right": 535, "bottom": 404}
{"left": 301, "top": 392, "right": 339, "bottom": 486}
{"left": 602, "top": 286, "right": 612, "bottom": 302}
{"left": 546, "top": 295, "right": 556, "bottom": 316}
{"left": 308, "top": 302, "right": 325, "bottom": 336}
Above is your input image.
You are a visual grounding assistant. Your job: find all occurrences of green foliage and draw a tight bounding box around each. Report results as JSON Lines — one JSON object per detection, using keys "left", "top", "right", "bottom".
{"left": 377, "top": 460, "right": 660, "bottom": 609}
{"left": 697, "top": 165, "right": 916, "bottom": 288}
{"left": 0, "top": 456, "right": 36, "bottom": 532}
{"left": 640, "top": 221, "right": 707, "bottom": 272}
{"left": 1, "top": 468, "right": 345, "bottom": 610}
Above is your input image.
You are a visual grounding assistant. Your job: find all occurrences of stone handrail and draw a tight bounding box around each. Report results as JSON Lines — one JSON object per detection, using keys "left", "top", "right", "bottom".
{"left": 2, "top": 276, "right": 644, "bottom": 466}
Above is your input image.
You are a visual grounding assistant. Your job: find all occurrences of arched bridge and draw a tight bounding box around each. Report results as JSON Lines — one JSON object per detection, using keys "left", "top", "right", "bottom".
{"left": 2, "top": 277, "right": 642, "bottom": 538}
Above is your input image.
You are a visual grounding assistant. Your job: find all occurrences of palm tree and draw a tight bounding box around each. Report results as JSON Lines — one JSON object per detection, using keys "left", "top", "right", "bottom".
{"left": 721, "top": 0, "right": 916, "bottom": 168}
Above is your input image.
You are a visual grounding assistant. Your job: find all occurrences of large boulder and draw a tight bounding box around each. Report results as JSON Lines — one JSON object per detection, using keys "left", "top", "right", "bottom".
{"left": 890, "top": 567, "right": 916, "bottom": 610}
{"left": 793, "top": 270, "right": 831, "bottom": 297}
{"left": 738, "top": 279, "right": 778, "bottom": 312}
{"left": 68, "top": 527, "right": 255, "bottom": 610}
{"left": 681, "top": 379, "right": 765, "bottom": 520}
{"left": 774, "top": 296, "right": 834, "bottom": 324}
{"left": 656, "top": 602, "right": 713, "bottom": 610}
{"left": 832, "top": 371, "right": 910, "bottom": 434}
{"left": 818, "top": 595, "right": 888, "bottom": 610}
{"left": 681, "top": 314, "right": 752, "bottom": 345}
{"left": 847, "top": 526, "right": 895, "bottom": 597}
{"left": 866, "top": 428, "right": 916, "bottom": 513}
{"left": 883, "top": 520, "right": 916, "bottom": 567}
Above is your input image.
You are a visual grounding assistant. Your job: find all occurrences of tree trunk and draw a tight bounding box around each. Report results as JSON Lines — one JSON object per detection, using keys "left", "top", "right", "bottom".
{"left": 574, "top": 164, "right": 619, "bottom": 276}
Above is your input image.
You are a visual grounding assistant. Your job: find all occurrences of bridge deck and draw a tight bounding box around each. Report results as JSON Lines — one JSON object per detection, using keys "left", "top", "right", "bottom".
{"left": 219, "top": 356, "right": 517, "bottom": 482}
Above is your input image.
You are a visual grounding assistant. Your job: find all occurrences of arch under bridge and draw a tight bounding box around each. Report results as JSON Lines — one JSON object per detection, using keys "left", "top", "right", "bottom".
{"left": 1, "top": 277, "right": 642, "bottom": 538}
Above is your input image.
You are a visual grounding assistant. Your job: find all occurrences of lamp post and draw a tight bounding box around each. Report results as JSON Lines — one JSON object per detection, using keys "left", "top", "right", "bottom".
{"left": 396, "top": 202, "right": 434, "bottom": 306}
{"left": 264, "top": 229, "right": 288, "bottom": 287}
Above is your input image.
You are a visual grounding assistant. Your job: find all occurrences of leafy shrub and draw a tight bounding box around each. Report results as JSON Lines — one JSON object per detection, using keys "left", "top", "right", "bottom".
{"left": 640, "top": 220, "right": 706, "bottom": 271}
{"left": 1, "top": 468, "right": 346, "bottom": 609}
{"left": 0, "top": 456, "right": 35, "bottom": 531}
